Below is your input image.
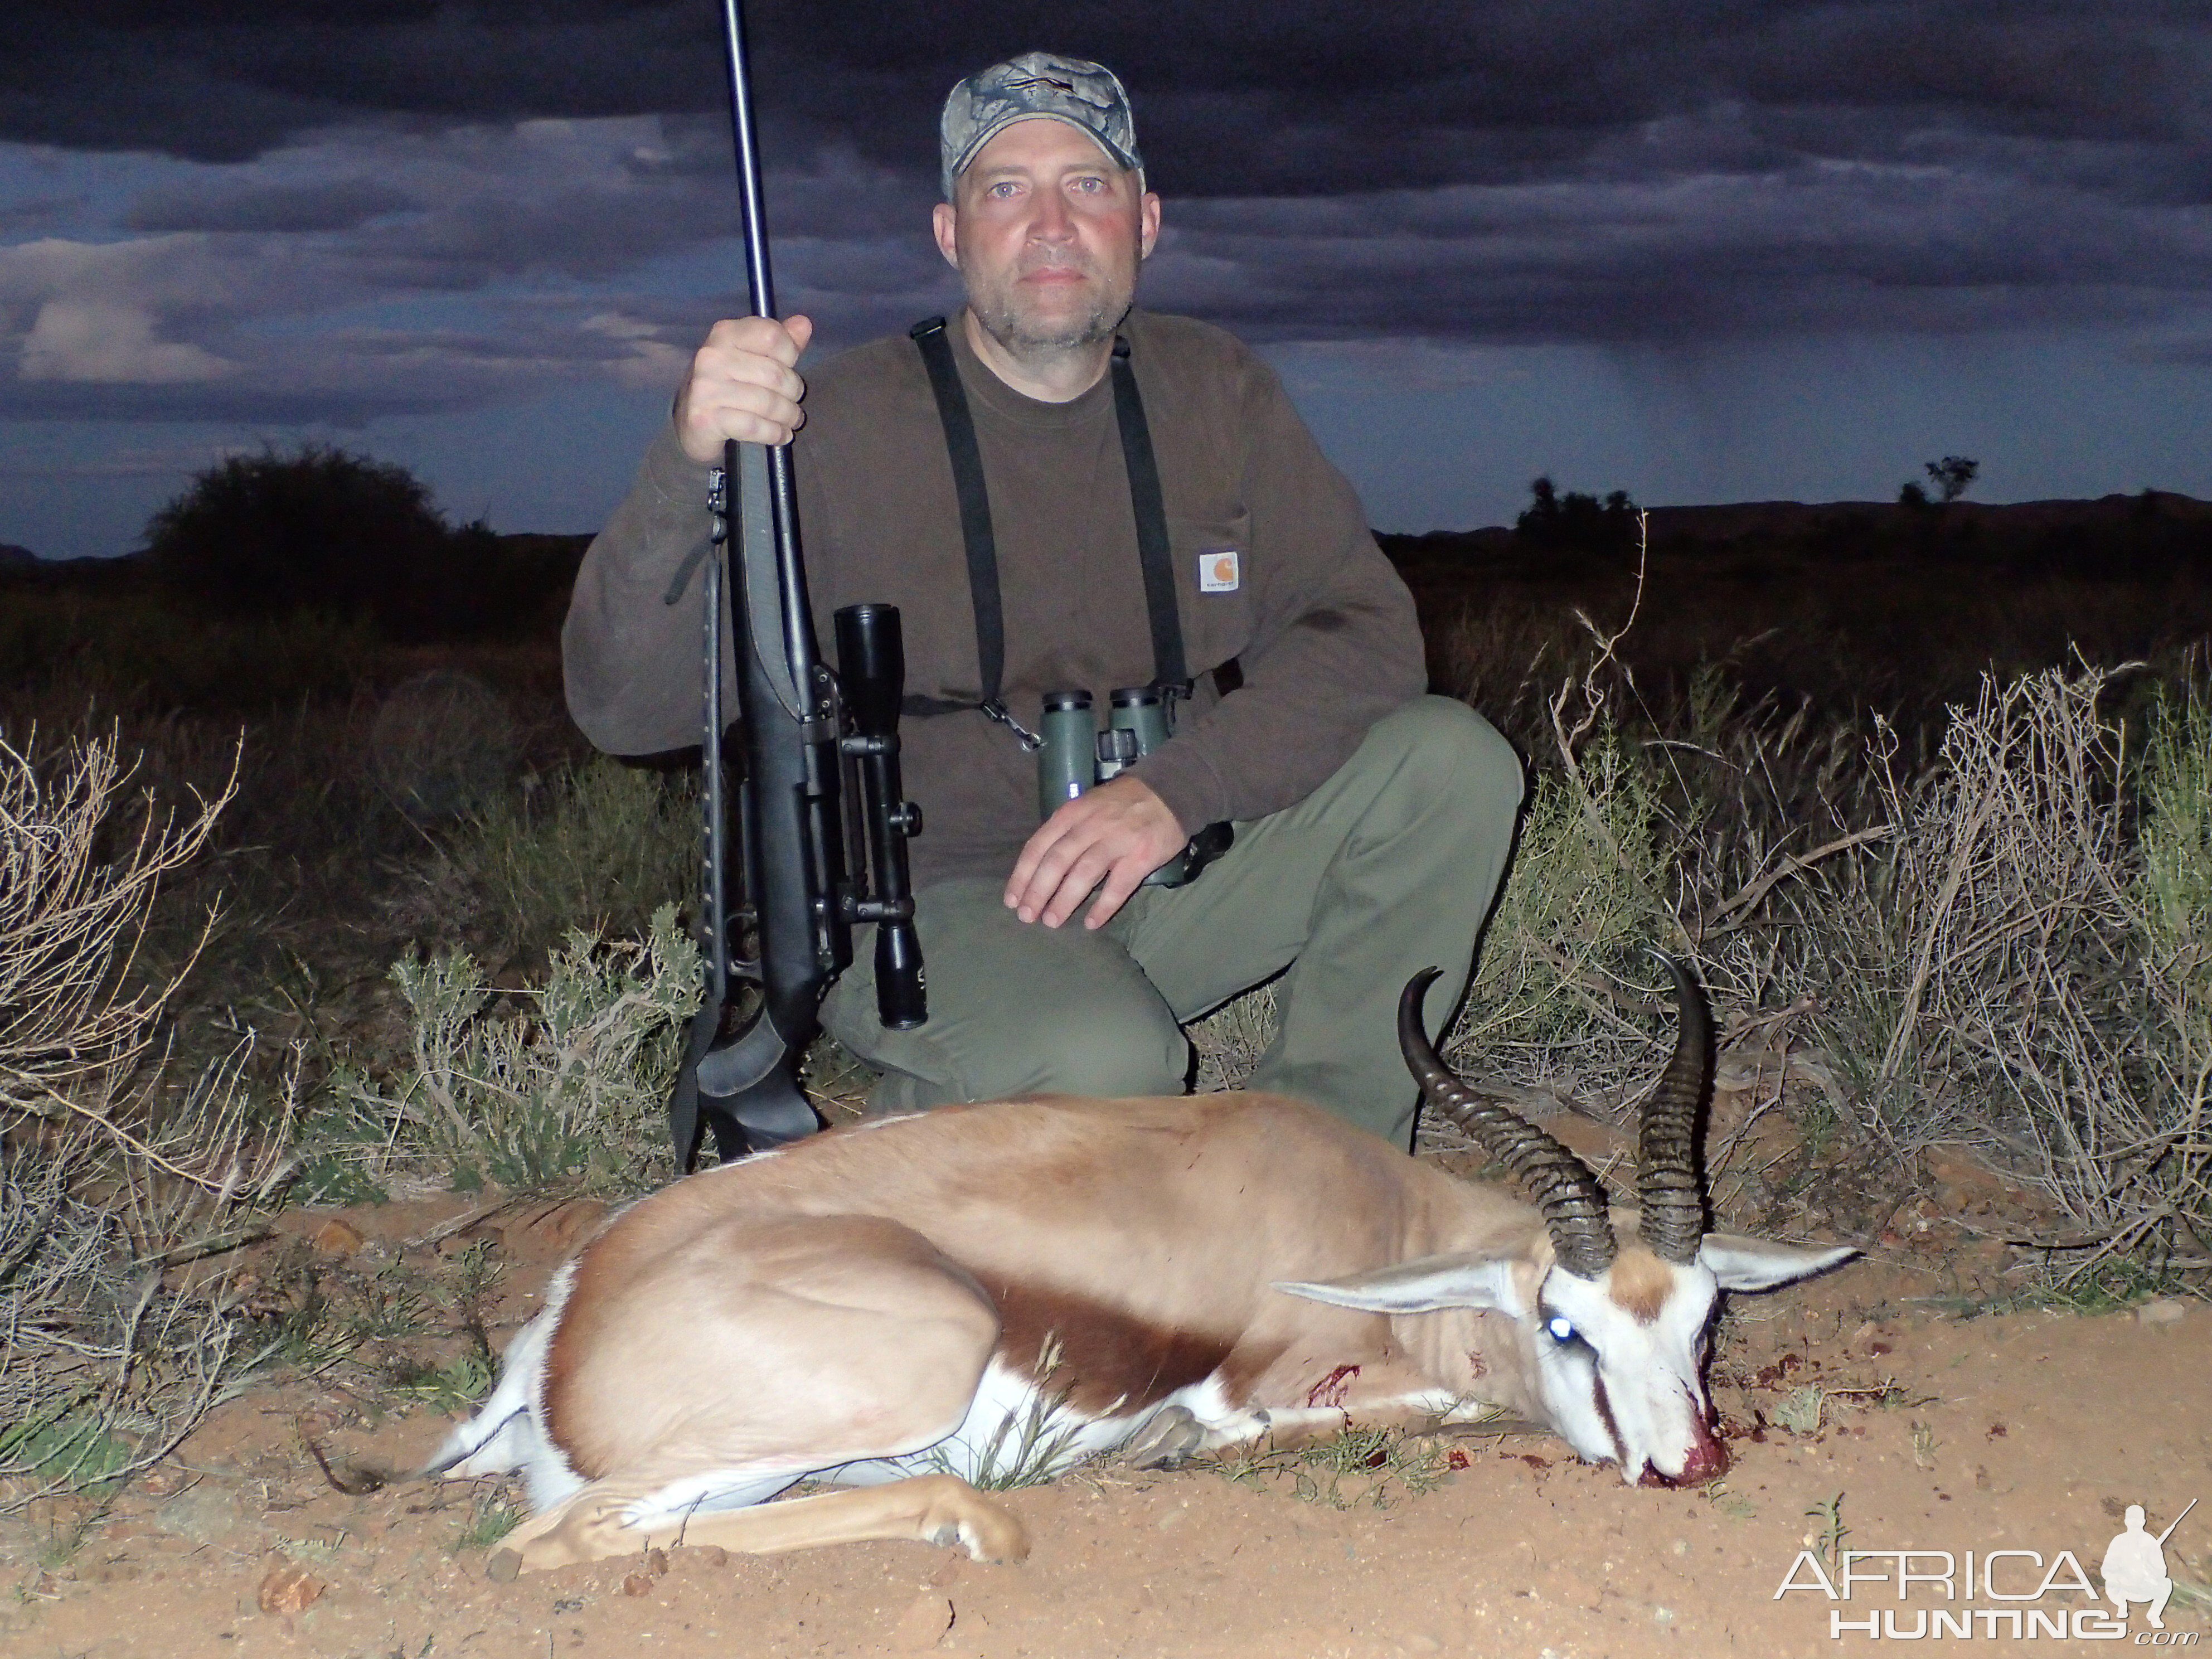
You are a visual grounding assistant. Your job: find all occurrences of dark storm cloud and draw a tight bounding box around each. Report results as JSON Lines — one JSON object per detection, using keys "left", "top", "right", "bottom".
{"left": 125, "top": 177, "right": 416, "bottom": 232}
{"left": 1146, "top": 123, "right": 2212, "bottom": 343}
{"left": 0, "top": 109, "right": 963, "bottom": 424}
{"left": 1, "top": 4, "right": 724, "bottom": 164}
{"left": 11, "top": 3, "right": 2208, "bottom": 186}
{"left": 3, "top": 1, "right": 2208, "bottom": 426}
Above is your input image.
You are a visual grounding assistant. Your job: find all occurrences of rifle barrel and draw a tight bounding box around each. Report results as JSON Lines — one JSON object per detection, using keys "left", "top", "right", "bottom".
{"left": 2156, "top": 1496, "right": 2197, "bottom": 1546}
{"left": 715, "top": 0, "right": 817, "bottom": 703}
{"left": 716, "top": 0, "right": 775, "bottom": 321}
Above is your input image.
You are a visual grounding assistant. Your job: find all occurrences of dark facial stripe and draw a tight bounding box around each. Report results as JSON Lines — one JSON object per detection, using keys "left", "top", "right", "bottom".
{"left": 1589, "top": 1369, "right": 1630, "bottom": 1471}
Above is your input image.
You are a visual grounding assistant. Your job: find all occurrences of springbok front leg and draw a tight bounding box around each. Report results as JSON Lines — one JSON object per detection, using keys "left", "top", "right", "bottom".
{"left": 490, "top": 1473, "right": 1027, "bottom": 1578}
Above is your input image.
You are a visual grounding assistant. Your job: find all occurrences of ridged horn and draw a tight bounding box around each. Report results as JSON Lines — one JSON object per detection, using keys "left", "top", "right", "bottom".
{"left": 1636, "top": 949, "right": 1711, "bottom": 1265}
{"left": 1399, "top": 969, "right": 1618, "bottom": 1279}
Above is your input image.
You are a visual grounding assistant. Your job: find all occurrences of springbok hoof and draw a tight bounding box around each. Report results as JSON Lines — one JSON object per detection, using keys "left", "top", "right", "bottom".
{"left": 486, "top": 1546, "right": 523, "bottom": 1583}
{"left": 1122, "top": 1405, "right": 1203, "bottom": 1470}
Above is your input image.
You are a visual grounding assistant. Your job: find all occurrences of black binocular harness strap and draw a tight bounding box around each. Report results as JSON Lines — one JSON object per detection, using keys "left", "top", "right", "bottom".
{"left": 907, "top": 317, "right": 1189, "bottom": 730}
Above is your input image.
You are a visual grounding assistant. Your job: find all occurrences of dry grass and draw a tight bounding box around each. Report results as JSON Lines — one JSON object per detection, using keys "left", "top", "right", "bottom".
{"left": 300, "top": 905, "right": 699, "bottom": 1201}
{"left": 1401, "top": 527, "right": 2210, "bottom": 1285}
{"left": 6, "top": 522, "right": 2211, "bottom": 1510}
{"left": 431, "top": 754, "right": 694, "bottom": 966}
{"left": 1, "top": 730, "right": 298, "bottom": 1512}
{"left": 1190, "top": 981, "right": 1278, "bottom": 1094}
{"left": 1817, "top": 667, "right": 2210, "bottom": 1276}
{"left": 1, "top": 729, "right": 231, "bottom": 1123}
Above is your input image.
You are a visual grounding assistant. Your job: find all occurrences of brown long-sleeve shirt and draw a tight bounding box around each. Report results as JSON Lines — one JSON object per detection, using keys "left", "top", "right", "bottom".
{"left": 562, "top": 309, "right": 1426, "bottom": 889}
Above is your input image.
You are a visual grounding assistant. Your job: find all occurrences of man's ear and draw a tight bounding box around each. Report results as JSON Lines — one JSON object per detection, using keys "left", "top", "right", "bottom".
{"left": 1138, "top": 190, "right": 1161, "bottom": 259}
{"left": 932, "top": 200, "right": 959, "bottom": 268}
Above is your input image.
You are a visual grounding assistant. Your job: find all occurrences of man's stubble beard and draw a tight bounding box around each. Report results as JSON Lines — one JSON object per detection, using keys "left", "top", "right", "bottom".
{"left": 962, "top": 252, "right": 1137, "bottom": 364}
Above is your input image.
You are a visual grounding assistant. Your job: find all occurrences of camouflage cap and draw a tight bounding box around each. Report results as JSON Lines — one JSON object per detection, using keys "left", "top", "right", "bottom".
{"left": 939, "top": 51, "right": 1141, "bottom": 199}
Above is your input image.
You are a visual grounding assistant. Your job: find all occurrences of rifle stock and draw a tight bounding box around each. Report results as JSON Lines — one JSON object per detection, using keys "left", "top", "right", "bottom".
{"left": 671, "top": 0, "right": 924, "bottom": 1168}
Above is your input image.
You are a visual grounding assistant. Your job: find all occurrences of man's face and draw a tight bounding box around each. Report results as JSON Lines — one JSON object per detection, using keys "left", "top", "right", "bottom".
{"left": 932, "top": 117, "right": 1161, "bottom": 359}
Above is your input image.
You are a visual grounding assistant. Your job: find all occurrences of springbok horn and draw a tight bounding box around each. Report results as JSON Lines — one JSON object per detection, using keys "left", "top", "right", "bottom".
{"left": 1636, "top": 950, "right": 1711, "bottom": 1265}
{"left": 1398, "top": 969, "right": 1618, "bottom": 1279}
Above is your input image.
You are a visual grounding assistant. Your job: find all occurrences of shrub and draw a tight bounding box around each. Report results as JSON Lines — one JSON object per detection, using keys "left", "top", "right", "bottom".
{"left": 2, "top": 729, "right": 227, "bottom": 1120}
{"left": 1515, "top": 477, "right": 1641, "bottom": 559}
{"left": 1, "top": 730, "right": 295, "bottom": 1510}
{"left": 300, "top": 905, "right": 701, "bottom": 1200}
{"left": 148, "top": 445, "right": 449, "bottom": 627}
{"left": 1729, "top": 663, "right": 2209, "bottom": 1280}
{"left": 2126, "top": 682, "right": 2212, "bottom": 1270}
{"left": 1451, "top": 725, "right": 1681, "bottom": 1098}
{"left": 434, "top": 756, "right": 695, "bottom": 964}
{"left": 142, "top": 448, "right": 588, "bottom": 643}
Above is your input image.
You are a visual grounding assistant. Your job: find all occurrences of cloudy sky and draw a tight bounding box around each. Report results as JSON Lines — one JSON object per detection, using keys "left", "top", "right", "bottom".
{"left": 4, "top": 1, "right": 2209, "bottom": 558}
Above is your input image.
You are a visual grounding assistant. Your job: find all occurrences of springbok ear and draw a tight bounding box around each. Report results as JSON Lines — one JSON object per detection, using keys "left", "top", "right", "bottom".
{"left": 1699, "top": 1232, "right": 1857, "bottom": 1291}
{"left": 1274, "top": 1251, "right": 1522, "bottom": 1316}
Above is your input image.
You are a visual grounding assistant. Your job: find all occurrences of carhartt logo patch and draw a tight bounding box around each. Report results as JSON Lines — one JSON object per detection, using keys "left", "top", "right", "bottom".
{"left": 1199, "top": 547, "right": 1241, "bottom": 593}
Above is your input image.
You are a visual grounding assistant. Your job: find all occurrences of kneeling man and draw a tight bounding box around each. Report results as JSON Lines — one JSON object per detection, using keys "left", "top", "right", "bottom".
{"left": 564, "top": 52, "right": 1524, "bottom": 1148}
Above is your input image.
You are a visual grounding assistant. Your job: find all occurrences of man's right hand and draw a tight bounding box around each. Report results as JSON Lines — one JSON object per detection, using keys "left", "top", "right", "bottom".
{"left": 674, "top": 314, "right": 814, "bottom": 462}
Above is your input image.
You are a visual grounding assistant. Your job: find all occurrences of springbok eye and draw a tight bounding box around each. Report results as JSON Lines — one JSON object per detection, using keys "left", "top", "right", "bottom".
{"left": 1546, "top": 1314, "right": 1577, "bottom": 1345}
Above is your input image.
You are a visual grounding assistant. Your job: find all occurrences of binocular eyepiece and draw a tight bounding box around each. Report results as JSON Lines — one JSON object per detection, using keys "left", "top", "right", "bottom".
{"left": 1034, "top": 685, "right": 1230, "bottom": 890}
{"left": 1036, "top": 686, "right": 1171, "bottom": 819}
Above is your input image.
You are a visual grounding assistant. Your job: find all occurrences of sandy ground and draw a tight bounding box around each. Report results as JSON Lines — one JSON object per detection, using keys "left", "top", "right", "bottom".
{"left": 6, "top": 1194, "right": 2206, "bottom": 1659}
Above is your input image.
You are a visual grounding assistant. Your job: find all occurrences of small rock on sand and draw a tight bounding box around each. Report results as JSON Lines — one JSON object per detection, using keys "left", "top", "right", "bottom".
{"left": 256, "top": 1562, "right": 326, "bottom": 1616}
{"left": 151, "top": 1482, "right": 243, "bottom": 1545}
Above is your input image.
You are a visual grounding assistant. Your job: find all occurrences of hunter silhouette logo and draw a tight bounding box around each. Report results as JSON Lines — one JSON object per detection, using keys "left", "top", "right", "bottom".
{"left": 1200, "top": 547, "right": 1241, "bottom": 592}
{"left": 2105, "top": 1500, "right": 2194, "bottom": 1630}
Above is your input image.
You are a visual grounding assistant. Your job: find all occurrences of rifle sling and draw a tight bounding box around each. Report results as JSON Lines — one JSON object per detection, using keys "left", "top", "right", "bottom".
{"left": 1109, "top": 336, "right": 1190, "bottom": 694}
{"left": 906, "top": 317, "right": 1190, "bottom": 724}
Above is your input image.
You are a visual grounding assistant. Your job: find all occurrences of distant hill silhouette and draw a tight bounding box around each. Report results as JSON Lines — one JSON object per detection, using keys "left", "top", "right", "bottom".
{"left": 0, "top": 532, "right": 595, "bottom": 634}
{"left": 1392, "top": 489, "right": 2212, "bottom": 545}
{"left": 1380, "top": 490, "right": 2212, "bottom": 580}
{"left": 1638, "top": 488, "right": 2211, "bottom": 543}
{"left": 1376, "top": 487, "right": 2212, "bottom": 739}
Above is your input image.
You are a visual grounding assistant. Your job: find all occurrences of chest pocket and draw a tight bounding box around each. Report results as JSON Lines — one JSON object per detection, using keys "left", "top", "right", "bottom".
{"left": 1172, "top": 506, "right": 1254, "bottom": 674}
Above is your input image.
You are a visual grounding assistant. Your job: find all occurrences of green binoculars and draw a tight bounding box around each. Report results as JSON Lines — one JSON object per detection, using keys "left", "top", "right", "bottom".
{"left": 1035, "top": 686, "right": 1231, "bottom": 889}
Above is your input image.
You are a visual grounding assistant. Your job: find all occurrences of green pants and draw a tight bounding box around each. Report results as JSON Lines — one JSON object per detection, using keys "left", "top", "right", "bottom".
{"left": 819, "top": 696, "right": 1525, "bottom": 1149}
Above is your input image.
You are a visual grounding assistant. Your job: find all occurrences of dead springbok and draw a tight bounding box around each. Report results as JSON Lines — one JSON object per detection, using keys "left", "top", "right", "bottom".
{"left": 435, "top": 953, "right": 1851, "bottom": 1577}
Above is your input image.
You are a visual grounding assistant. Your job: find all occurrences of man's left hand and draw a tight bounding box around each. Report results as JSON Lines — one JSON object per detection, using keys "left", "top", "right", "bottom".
{"left": 1005, "top": 776, "right": 1186, "bottom": 930}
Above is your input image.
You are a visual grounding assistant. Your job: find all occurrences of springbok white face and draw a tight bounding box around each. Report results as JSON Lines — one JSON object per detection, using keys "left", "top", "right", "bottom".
{"left": 1282, "top": 955, "right": 1854, "bottom": 1485}
{"left": 1280, "top": 1229, "right": 1849, "bottom": 1483}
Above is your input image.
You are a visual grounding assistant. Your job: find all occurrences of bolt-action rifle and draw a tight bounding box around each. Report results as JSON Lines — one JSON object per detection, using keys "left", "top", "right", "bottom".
{"left": 666, "top": 0, "right": 926, "bottom": 1169}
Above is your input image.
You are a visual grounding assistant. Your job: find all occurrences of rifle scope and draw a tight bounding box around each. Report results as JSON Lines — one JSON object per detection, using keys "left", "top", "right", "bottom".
{"left": 835, "top": 603, "right": 926, "bottom": 1030}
